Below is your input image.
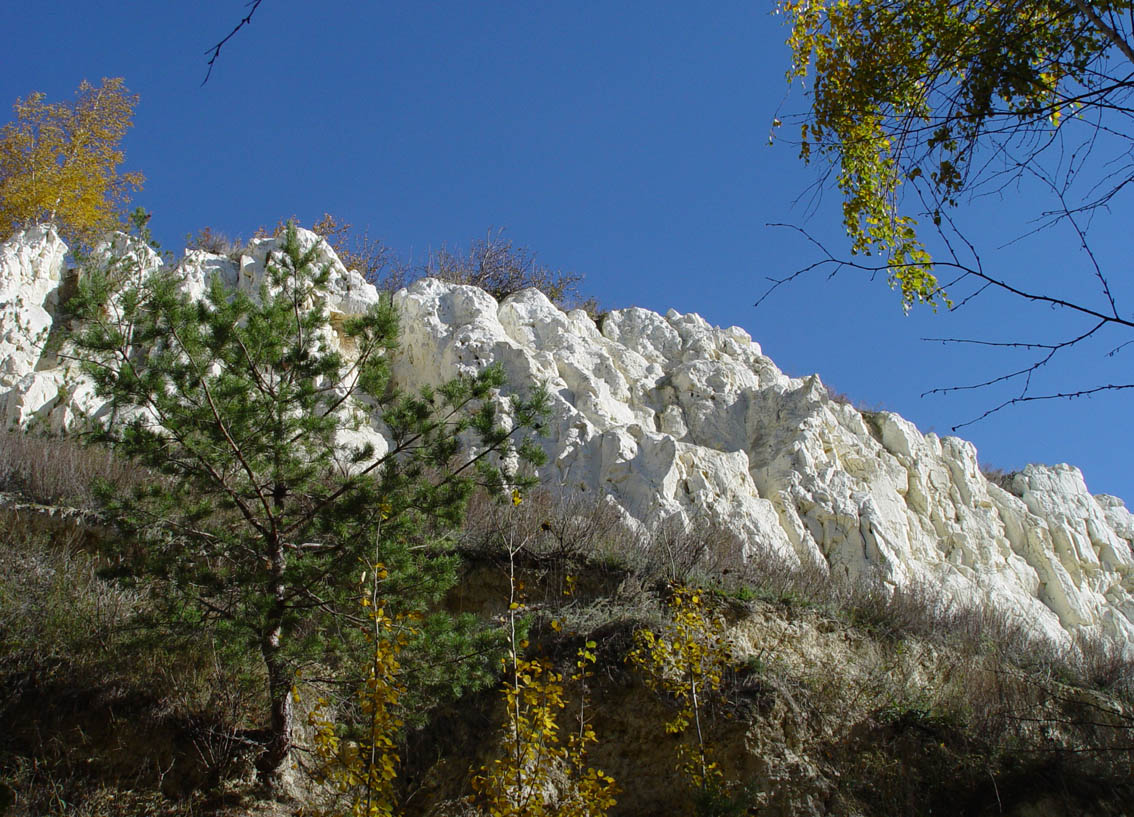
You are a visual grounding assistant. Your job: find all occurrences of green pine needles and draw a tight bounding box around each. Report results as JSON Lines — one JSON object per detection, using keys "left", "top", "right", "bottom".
{"left": 68, "top": 224, "right": 548, "bottom": 788}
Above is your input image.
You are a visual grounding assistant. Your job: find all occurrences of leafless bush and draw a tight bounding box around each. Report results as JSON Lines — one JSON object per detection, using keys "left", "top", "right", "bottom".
{"left": 460, "top": 487, "right": 628, "bottom": 562}
{"left": 176, "top": 655, "right": 263, "bottom": 787}
{"left": 624, "top": 513, "right": 750, "bottom": 585}
{"left": 183, "top": 225, "right": 245, "bottom": 259}
{"left": 824, "top": 383, "right": 854, "bottom": 406}
{"left": 729, "top": 541, "right": 833, "bottom": 608}
{"left": 530, "top": 489, "right": 627, "bottom": 560}
{"left": 617, "top": 517, "right": 1133, "bottom": 704}
{"left": 833, "top": 576, "right": 1134, "bottom": 705}
{"left": 425, "top": 228, "right": 589, "bottom": 309}
{"left": 825, "top": 380, "right": 888, "bottom": 411}
{"left": 189, "top": 217, "right": 602, "bottom": 315}
{"left": 980, "top": 464, "right": 1019, "bottom": 493}
{"left": 0, "top": 524, "right": 137, "bottom": 708}
{"left": 1072, "top": 631, "right": 1134, "bottom": 700}
{"left": 311, "top": 213, "right": 410, "bottom": 290}
{"left": 835, "top": 578, "right": 1070, "bottom": 672}
{"left": 0, "top": 429, "right": 150, "bottom": 509}
{"left": 839, "top": 579, "right": 955, "bottom": 638}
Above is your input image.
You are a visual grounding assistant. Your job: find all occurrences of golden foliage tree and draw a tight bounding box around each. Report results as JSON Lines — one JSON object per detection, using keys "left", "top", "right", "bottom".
{"left": 773, "top": 0, "right": 1134, "bottom": 413}
{"left": 306, "top": 562, "right": 415, "bottom": 817}
{"left": 0, "top": 77, "right": 143, "bottom": 245}
{"left": 472, "top": 645, "right": 617, "bottom": 817}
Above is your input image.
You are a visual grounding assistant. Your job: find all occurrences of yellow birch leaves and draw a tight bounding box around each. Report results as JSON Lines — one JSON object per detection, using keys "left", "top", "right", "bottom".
{"left": 307, "top": 563, "right": 415, "bottom": 817}
{"left": 472, "top": 649, "right": 616, "bottom": 817}
{"left": 779, "top": 0, "right": 1104, "bottom": 309}
{"left": 0, "top": 78, "right": 143, "bottom": 245}
{"left": 628, "top": 584, "right": 735, "bottom": 791}
{"left": 472, "top": 575, "right": 617, "bottom": 817}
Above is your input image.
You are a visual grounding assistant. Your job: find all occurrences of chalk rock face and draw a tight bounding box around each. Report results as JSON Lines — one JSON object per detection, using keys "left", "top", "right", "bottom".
{"left": 0, "top": 225, "right": 69, "bottom": 427}
{"left": 1, "top": 226, "right": 1132, "bottom": 649}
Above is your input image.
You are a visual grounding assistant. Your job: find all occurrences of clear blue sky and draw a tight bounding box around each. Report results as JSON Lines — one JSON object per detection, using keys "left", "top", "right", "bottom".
{"left": 5, "top": 1, "right": 1131, "bottom": 502}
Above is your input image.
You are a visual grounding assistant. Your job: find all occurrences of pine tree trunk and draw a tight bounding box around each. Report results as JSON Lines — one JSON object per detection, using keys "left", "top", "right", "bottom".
{"left": 256, "top": 538, "right": 293, "bottom": 788}
{"left": 257, "top": 634, "right": 293, "bottom": 785}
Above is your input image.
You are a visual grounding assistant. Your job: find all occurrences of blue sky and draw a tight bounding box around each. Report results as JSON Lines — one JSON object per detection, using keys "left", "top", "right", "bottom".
{"left": 5, "top": 1, "right": 1131, "bottom": 502}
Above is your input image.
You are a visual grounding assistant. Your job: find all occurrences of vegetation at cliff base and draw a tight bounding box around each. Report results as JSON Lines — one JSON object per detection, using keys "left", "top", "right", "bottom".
{"left": 3, "top": 452, "right": 1132, "bottom": 815}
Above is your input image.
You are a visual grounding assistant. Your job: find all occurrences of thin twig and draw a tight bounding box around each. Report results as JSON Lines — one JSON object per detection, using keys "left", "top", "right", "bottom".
{"left": 203, "top": 0, "right": 265, "bottom": 85}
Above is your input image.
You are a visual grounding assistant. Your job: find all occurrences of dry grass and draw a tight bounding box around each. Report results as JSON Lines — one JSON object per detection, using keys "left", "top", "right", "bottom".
{"left": 0, "top": 429, "right": 150, "bottom": 509}
{"left": 459, "top": 488, "right": 1134, "bottom": 711}
{"left": 980, "top": 464, "right": 1020, "bottom": 493}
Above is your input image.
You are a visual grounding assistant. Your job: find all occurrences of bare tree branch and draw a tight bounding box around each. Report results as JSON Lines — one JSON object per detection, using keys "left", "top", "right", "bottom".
{"left": 203, "top": 0, "right": 265, "bottom": 85}
{"left": 947, "top": 384, "right": 1134, "bottom": 430}
{"left": 762, "top": 223, "right": 1133, "bottom": 427}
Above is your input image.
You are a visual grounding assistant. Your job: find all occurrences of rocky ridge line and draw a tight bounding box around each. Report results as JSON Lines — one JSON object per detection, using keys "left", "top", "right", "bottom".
{"left": 2, "top": 225, "right": 1131, "bottom": 649}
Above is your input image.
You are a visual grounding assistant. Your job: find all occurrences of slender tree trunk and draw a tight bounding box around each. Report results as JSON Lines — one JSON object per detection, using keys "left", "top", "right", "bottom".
{"left": 1067, "top": 0, "right": 1134, "bottom": 65}
{"left": 256, "top": 536, "right": 292, "bottom": 788}
{"left": 258, "top": 631, "right": 293, "bottom": 783}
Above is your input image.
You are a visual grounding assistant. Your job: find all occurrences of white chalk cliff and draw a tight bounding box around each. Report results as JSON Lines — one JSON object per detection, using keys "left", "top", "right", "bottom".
{"left": 3, "top": 225, "right": 1132, "bottom": 650}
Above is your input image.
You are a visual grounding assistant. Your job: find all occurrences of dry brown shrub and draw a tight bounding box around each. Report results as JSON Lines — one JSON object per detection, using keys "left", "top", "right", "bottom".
{"left": 424, "top": 229, "right": 591, "bottom": 310}
{"left": 0, "top": 429, "right": 150, "bottom": 509}
{"left": 460, "top": 487, "right": 628, "bottom": 561}
{"left": 183, "top": 225, "right": 244, "bottom": 258}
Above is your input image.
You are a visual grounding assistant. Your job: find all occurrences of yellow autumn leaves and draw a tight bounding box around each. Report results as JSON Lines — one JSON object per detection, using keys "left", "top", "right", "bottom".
{"left": 306, "top": 563, "right": 415, "bottom": 817}
{"left": 299, "top": 560, "right": 742, "bottom": 814}
{"left": 628, "top": 584, "right": 737, "bottom": 792}
{"left": 471, "top": 646, "right": 617, "bottom": 817}
{"left": 307, "top": 526, "right": 620, "bottom": 817}
{"left": 780, "top": 0, "right": 1097, "bottom": 309}
{"left": 473, "top": 553, "right": 617, "bottom": 817}
{"left": 0, "top": 78, "right": 143, "bottom": 246}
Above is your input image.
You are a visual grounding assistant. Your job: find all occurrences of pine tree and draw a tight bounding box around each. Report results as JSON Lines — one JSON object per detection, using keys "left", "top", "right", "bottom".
{"left": 69, "top": 224, "right": 547, "bottom": 788}
{"left": 0, "top": 77, "right": 143, "bottom": 245}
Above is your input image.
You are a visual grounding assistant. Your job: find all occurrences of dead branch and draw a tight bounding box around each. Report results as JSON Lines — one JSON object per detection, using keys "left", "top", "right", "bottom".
{"left": 203, "top": 0, "right": 265, "bottom": 85}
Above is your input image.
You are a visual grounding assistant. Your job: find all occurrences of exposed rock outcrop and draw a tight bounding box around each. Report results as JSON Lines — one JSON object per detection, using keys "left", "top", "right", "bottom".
{"left": 2, "top": 225, "right": 1131, "bottom": 650}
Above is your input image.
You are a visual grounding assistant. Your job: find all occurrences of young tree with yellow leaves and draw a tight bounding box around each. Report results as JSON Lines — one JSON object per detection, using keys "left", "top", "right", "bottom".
{"left": 629, "top": 585, "right": 737, "bottom": 810}
{"left": 306, "top": 562, "right": 415, "bottom": 817}
{"left": 472, "top": 495, "right": 617, "bottom": 817}
{"left": 0, "top": 77, "right": 143, "bottom": 245}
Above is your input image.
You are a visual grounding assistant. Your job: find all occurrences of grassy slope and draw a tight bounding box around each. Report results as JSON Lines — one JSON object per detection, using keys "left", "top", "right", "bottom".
{"left": 1, "top": 430, "right": 1132, "bottom": 817}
